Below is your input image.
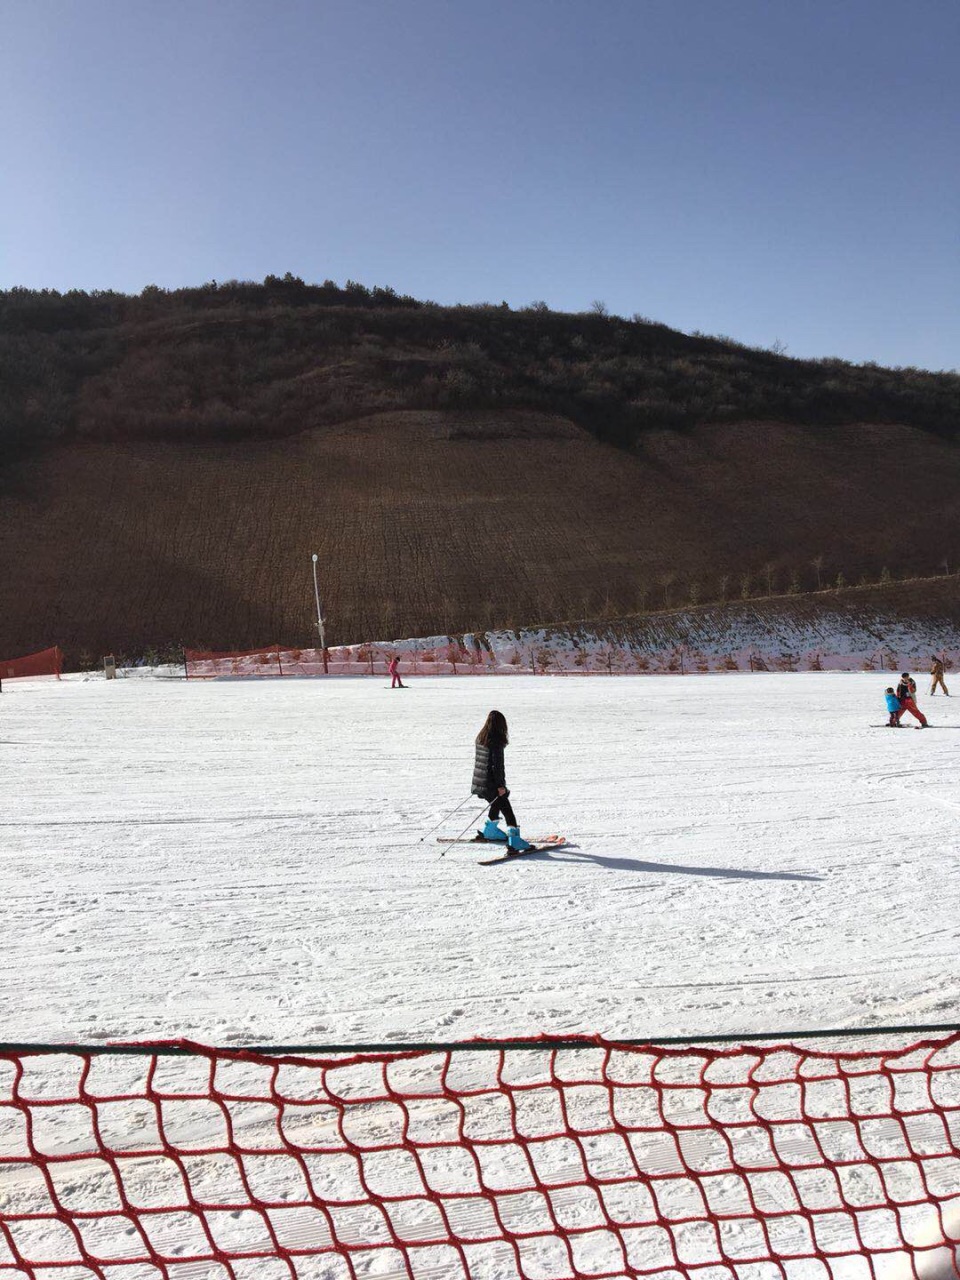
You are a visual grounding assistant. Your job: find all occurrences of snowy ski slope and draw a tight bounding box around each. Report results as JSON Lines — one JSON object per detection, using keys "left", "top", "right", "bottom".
{"left": 3, "top": 672, "right": 959, "bottom": 1045}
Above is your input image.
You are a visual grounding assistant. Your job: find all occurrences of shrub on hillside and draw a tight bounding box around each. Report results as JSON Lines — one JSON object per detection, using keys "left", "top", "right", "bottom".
{"left": 3, "top": 279, "right": 960, "bottom": 472}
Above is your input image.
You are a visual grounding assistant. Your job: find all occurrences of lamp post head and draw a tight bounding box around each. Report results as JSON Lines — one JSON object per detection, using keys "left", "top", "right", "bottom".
{"left": 312, "top": 553, "right": 318, "bottom": 563}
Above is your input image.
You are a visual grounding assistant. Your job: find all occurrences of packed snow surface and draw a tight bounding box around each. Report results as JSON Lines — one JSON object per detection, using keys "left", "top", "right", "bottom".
{"left": 3, "top": 672, "right": 959, "bottom": 1045}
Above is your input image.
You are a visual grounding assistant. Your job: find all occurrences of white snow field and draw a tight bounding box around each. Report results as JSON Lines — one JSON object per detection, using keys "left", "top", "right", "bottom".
{"left": 4, "top": 671, "right": 960, "bottom": 1046}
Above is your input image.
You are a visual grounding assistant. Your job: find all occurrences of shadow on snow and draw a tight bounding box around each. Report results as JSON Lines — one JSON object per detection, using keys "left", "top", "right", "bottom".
{"left": 529, "top": 848, "right": 822, "bottom": 882}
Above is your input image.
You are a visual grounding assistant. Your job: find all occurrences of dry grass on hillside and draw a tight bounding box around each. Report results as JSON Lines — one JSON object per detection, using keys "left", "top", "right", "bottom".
{"left": 2, "top": 409, "right": 960, "bottom": 661}
{"left": 591, "top": 575, "right": 960, "bottom": 652}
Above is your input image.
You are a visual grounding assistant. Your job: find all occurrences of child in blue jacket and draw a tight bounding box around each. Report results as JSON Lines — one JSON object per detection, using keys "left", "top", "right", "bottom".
{"left": 884, "top": 687, "right": 902, "bottom": 727}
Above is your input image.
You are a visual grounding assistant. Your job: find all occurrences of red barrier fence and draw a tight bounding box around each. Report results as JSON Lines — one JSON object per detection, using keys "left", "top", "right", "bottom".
{"left": 0, "top": 646, "right": 62, "bottom": 680}
{"left": 185, "top": 645, "right": 510, "bottom": 678}
{"left": 185, "top": 646, "right": 286, "bottom": 678}
{"left": 1, "top": 1029, "right": 959, "bottom": 1279}
{"left": 184, "top": 644, "right": 960, "bottom": 679}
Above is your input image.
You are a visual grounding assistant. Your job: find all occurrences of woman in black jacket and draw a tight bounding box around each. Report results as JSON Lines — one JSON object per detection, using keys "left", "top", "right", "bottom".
{"left": 471, "top": 710, "right": 531, "bottom": 851}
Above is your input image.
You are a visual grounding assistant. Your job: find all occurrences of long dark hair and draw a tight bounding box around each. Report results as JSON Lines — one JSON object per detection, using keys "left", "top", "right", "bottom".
{"left": 476, "top": 710, "right": 508, "bottom": 746}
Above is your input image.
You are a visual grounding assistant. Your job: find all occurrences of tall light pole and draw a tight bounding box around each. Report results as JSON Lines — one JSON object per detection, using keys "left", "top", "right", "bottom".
{"left": 311, "top": 553, "right": 329, "bottom": 674}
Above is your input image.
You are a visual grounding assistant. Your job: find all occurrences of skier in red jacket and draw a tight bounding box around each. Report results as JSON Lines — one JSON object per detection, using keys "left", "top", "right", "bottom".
{"left": 896, "top": 673, "right": 927, "bottom": 726}
{"left": 388, "top": 654, "right": 406, "bottom": 689}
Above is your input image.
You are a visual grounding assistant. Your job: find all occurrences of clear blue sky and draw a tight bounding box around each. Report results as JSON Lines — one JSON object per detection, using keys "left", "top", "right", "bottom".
{"left": 1, "top": 0, "right": 957, "bottom": 369}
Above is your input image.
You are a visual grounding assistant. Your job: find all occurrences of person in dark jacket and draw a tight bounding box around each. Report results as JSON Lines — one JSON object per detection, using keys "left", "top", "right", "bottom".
{"left": 471, "top": 710, "right": 532, "bottom": 852}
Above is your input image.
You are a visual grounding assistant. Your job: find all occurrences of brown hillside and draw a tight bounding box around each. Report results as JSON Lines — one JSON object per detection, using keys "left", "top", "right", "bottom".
{"left": 2, "top": 409, "right": 960, "bottom": 658}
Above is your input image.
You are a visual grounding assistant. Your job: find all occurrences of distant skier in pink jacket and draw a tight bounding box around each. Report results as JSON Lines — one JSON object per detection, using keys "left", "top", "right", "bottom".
{"left": 388, "top": 654, "right": 406, "bottom": 689}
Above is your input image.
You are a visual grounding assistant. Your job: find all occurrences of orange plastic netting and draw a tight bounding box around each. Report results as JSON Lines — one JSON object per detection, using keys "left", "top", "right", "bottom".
{"left": 0, "top": 647, "right": 61, "bottom": 680}
{"left": 183, "top": 646, "right": 498, "bottom": 678}
{"left": 183, "top": 646, "right": 666, "bottom": 678}
{"left": 183, "top": 646, "right": 956, "bottom": 679}
{"left": 1, "top": 1032, "right": 959, "bottom": 1279}
{"left": 184, "top": 647, "right": 286, "bottom": 678}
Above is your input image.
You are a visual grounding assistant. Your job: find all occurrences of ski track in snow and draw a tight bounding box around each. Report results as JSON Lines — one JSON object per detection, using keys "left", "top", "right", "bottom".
{"left": 2, "top": 672, "right": 959, "bottom": 1046}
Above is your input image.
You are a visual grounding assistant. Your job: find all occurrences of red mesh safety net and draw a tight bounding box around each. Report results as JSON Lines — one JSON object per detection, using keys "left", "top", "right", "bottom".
{"left": 2, "top": 1032, "right": 960, "bottom": 1280}
{"left": 183, "top": 645, "right": 643, "bottom": 678}
{"left": 181, "top": 648, "right": 960, "bottom": 680}
{"left": 184, "top": 647, "right": 285, "bottom": 679}
{"left": 183, "top": 646, "right": 495, "bottom": 678}
{"left": 0, "top": 647, "right": 62, "bottom": 680}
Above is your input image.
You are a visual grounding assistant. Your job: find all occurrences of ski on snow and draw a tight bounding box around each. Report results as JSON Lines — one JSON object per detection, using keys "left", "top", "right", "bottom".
{"left": 477, "top": 838, "right": 566, "bottom": 866}
{"left": 437, "top": 834, "right": 565, "bottom": 846}
{"left": 436, "top": 833, "right": 566, "bottom": 865}
{"left": 868, "top": 724, "right": 932, "bottom": 729}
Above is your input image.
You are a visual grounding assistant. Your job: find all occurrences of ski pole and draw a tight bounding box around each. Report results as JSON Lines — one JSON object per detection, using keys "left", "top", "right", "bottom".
{"left": 439, "top": 801, "right": 491, "bottom": 857}
{"left": 418, "top": 793, "right": 477, "bottom": 843}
